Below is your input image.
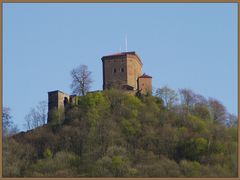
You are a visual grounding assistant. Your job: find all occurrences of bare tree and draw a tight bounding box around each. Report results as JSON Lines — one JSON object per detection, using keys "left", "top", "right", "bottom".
{"left": 227, "top": 113, "right": 238, "bottom": 128}
{"left": 3, "top": 107, "right": 19, "bottom": 137}
{"left": 70, "top": 65, "right": 93, "bottom": 96}
{"left": 179, "top": 89, "right": 196, "bottom": 108}
{"left": 37, "top": 101, "right": 47, "bottom": 125}
{"left": 3, "top": 107, "right": 12, "bottom": 134}
{"left": 156, "top": 86, "right": 178, "bottom": 109}
{"left": 24, "top": 101, "right": 47, "bottom": 130}
{"left": 208, "top": 98, "right": 227, "bottom": 125}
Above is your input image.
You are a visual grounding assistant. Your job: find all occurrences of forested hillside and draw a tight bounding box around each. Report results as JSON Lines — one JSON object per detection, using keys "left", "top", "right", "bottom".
{"left": 3, "top": 88, "right": 238, "bottom": 177}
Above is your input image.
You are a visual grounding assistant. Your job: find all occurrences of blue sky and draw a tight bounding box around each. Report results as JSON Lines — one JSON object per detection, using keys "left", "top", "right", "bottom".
{"left": 3, "top": 3, "right": 238, "bottom": 130}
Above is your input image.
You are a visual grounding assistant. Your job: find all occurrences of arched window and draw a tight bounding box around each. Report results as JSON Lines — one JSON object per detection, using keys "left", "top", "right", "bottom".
{"left": 64, "top": 97, "right": 68, "bottom": 107}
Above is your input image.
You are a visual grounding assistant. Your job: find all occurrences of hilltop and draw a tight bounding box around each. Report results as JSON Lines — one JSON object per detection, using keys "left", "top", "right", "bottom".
{"left": 3, "top": 88, "right": 237, "bottom": 177}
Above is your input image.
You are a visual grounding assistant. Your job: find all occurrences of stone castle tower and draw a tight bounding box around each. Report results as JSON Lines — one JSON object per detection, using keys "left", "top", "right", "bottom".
{"left": 101, "top": 51, "right": 152, "bottom": 94}
{"left": 48, "top": 90, "right": 69, "bottom": 111}
{"left": 47, "top": 90, "right": 76, "bottom": 123}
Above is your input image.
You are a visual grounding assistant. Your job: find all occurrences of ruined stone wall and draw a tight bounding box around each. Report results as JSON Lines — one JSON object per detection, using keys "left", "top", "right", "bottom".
{"left": 58, "top": 92, "right": 70, "bottom": 109}
{"left": 48, "top": 90, "right": 70, "bottom": 124}
{"left": 138, "top": 77, "right": 152, "bottom": 95}
{"left": 48, "top": 90, "right": 70, "bottom": 111}
{"left": 48, "top": 92, "right": 59, "bottom": 112}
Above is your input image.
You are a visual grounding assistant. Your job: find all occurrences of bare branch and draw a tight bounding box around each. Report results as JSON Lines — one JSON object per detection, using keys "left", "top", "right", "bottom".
{"left": 70, "top": 65, "right": 93, "bottom": 96}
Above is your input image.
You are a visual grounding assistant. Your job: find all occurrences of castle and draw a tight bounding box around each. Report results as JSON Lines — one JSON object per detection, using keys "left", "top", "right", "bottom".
{"left": 101, "top": 51, "right": 152, "bottom": 93}
{"left": 48, "top": 51, "right": 152, "bottom": 123}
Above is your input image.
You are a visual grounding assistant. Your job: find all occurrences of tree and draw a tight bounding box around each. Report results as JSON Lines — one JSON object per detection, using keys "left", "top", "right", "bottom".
{"left": 24, "top": 101, "right": 47, "bottom": 130}
{"left": 70, "top": 65, "right": 93, "bottom": 96}
{"left": 93, "top": 146, "right": 134, "bottom": 177}
{"left": 37, "top": 101, "right": 48, "bottom": 125}
{"left": 226, "top": 113, "right": 237, "bottom": 128}
{"left": 3, "top": 107, "right": 18, "bottom": 137}
{"left": 28, "top": 151, "right": 80, "bottom": 177}
{"left": 155, "top": 86, "right": 178, "bottom": 109}
{"left": 208, "top": 98, "right": 227, "bottom": 125}
{"left": 3, "top": 139, "right": 36, "bottom": 177}
{"left": 179, "top": 160, "right": 201, "bottom": 177}
{"left": 3, "top": 88, "right": 238, "bottom": 177}
{"left": 179, "top": 89, "right": 196, "bottom": 109}
{"left": 192, "top": 104, "right": 211, "bottom": 120}
{"left": 3, "top": 107, "right": 12, "bottom": 136}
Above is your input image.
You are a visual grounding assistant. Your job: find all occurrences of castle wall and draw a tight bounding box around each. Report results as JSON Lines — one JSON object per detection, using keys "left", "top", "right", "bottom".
{"left": 127, "top": 54, "right": 142, "bottom": 90}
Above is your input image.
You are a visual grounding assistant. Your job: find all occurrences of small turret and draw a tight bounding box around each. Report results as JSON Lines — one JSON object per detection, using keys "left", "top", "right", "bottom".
{"left": 137, "top": 73, "right": 152, "bottom": 95}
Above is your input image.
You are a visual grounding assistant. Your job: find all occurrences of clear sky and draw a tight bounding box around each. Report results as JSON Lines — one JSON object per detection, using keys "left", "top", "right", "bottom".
{"left": 3, "top": 3, "right": 238, "bottom": 131}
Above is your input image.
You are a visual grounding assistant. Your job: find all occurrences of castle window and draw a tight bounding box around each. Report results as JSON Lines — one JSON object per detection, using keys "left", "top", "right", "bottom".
{"left": 113, "top": 68, "right": 117, "bottom": 73}
{"left": 121, "top": 68, "right": 124, "bottom": 72}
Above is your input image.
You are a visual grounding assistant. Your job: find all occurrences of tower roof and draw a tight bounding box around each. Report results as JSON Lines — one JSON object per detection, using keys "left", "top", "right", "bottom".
{"left": 139, "top": 73, "right": 152, "bottom": 78}
{"left": 101, "top": 51, "right": 143, "bottom": 65}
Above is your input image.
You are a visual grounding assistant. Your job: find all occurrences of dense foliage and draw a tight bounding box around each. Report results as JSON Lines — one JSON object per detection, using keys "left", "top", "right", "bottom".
{"left": 3, "top": 88, "right": 238, "bottom": 177}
